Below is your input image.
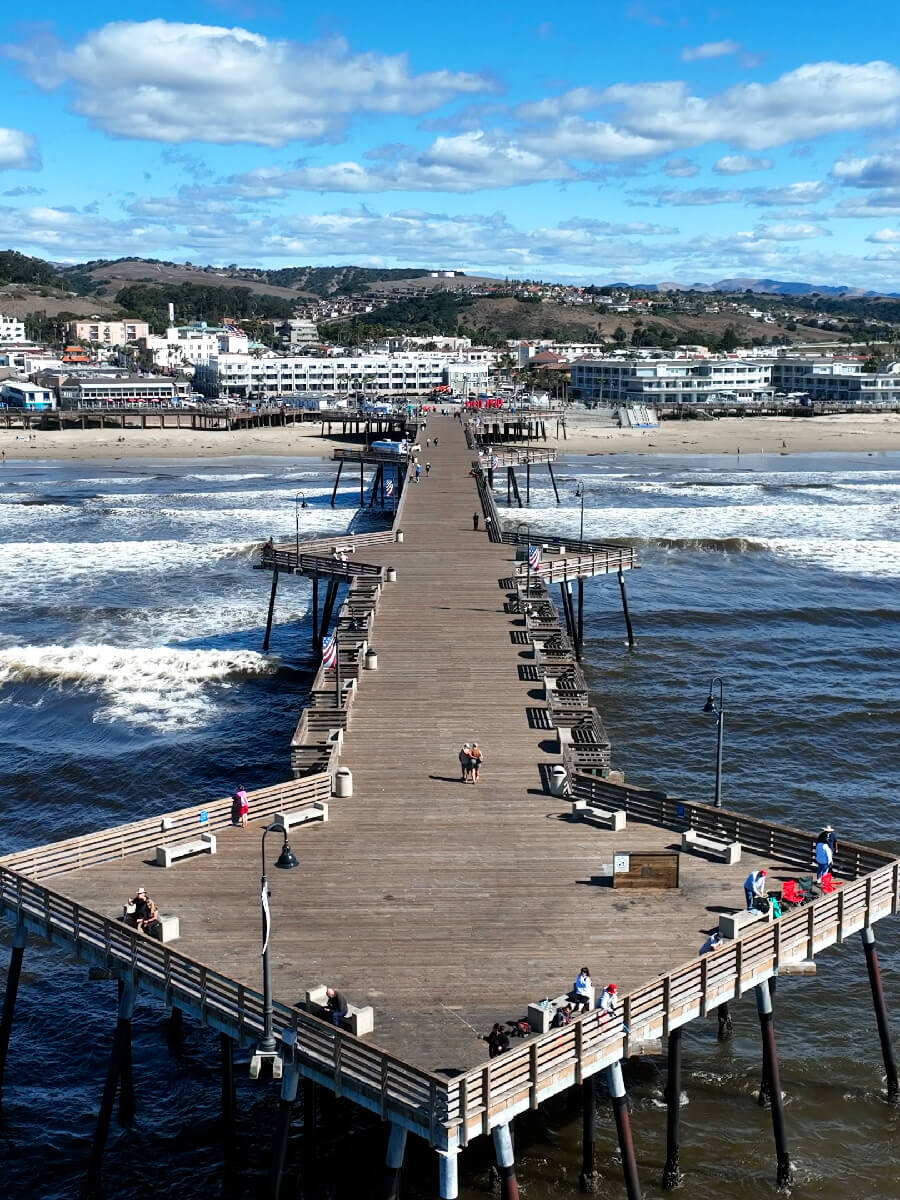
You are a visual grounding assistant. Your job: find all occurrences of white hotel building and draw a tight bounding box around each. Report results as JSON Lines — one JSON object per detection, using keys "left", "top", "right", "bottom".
{"left": 193, "top": 354, "right": 490, "bottom": 399}
{"left": 0, "top": 314, "right": 27, "bottom": 343}
{"left": 570, "top": 358, "right": 774, "bottom": 405}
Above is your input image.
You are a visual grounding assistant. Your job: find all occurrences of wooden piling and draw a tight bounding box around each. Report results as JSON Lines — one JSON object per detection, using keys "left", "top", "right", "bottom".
{"left": 86, "top": 974, "right": 136, "bottom": 1188}
{"left": 617, "top": 568, "right": 635, "bottom": 647}
{"left": 862, "top": 926, "right": 899, "bottom": 1101}
{"left": 492, "top": 1122, "right": 519, "bottom": 1199}
{"left": 755, "top": 981, "right": 792, "bottom": 1188}
{"left": 607, "top": 1061, "right": 641, "bottom": 1200}
{"left": 262, "top": 568, "right": 279, "bottom": 652}
{"left": 269, "top": 1060, "right": 299, "bottom": 1200}
{"left": 0, "top": 921, "right": 26, "bottom": 1108}
{"left": 661, "top": 1028, "right": 682, "bottom": 1190}
{"left": 579, "top": 1077, "right": 600, "bottom": 1192}
{"left": 379, "top": 1122, "right": 407, "bottom": 1200}
{"left": 220, "top": 1033, "right": 235, "bottom": 1145}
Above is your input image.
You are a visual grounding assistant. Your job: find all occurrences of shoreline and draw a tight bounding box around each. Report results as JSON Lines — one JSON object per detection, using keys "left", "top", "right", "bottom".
{"left": 2, "top": 411, "right": 900, "bottom": 462}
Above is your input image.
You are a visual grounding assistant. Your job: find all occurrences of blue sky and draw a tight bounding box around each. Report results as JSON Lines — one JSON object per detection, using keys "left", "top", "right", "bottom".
{"left": 3, "top": 2, "right": 900, "bottom": 287}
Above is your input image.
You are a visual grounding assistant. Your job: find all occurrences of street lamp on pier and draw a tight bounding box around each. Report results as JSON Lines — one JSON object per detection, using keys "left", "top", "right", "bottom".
{"left": 574, "top": 481, "right": 585, "bottom": 546}
{"left": 702, "top": 677, "right": 725, "bottom": 808}
{"left": 249, "top": 822, "right": 299, "bottom": 1080}
{"left": 294, "top": 490, "right": 308, "bottom": 560}
{"left": 516, "top": 521, "right": 531, "bottom": 601}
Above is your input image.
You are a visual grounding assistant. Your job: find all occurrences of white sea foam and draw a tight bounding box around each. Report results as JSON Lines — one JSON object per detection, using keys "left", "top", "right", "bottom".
{"left": 766, "top": 538, "right": 900, "bottom": 578}
{"left": 0, "top": 643, "right": 278, "bottom": 730}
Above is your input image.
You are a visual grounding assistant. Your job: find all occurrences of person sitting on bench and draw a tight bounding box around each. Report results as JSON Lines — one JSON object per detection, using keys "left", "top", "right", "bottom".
{"left": 325, "top": 986, "right": 349, "bottom": 1026}
{"left": 126, "top": 886, "right": 162, "bottom": 940}
{"left": 569, "top": 966, "right": 592, "bottom": 1012}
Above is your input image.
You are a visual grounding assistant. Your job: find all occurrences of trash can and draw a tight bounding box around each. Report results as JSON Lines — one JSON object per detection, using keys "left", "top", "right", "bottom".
{"left": 549, "top": 765, "right": 568, "bottom": 797}
{"left": 386, "top": 567, "right": 397, "bottom": 583}
{"left": 365, "top": 648, "right": 378, "bottom": 670}
{"left": 395, "top": 530, "right": 404, "bottom": 543}
{"left": 334, "top": 767, "right": 353, "bottom": 798}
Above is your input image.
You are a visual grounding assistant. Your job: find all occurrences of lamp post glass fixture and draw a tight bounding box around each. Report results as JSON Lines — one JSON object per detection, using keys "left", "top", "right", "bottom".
{"left": 250, "top": 821, "right": 299, "bottom": 1080}
{"left": 294, "top": 490, "right": 308, "bottom": 559}
{"left": 574, "top": 481, "right": 585, "bottom": 545}
{"left": 702, "top": 676, "right": 725, "bottom": 808}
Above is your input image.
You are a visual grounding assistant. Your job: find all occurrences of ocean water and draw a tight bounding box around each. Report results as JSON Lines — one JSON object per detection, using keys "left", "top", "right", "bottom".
{"left": 1, "top": 450, "right": 898, "bottom": 1198}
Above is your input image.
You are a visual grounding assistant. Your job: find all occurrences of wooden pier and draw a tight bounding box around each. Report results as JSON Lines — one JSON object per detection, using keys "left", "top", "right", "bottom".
{"left": 1, "top": 414, "right": 898, "bottom": 1197}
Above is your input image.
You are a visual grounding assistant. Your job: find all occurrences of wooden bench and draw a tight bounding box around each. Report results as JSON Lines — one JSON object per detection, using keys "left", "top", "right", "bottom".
{"left": 305, "top": 985, "right": 374, "bottom": 1037}
{"left": 527, "top": 987, "right": 595, "bottom": 1033}
{"left": 570, "top": 798, "right": 626, "bottom": 832}
{"left": 681, "top": 829, "right": 742, "bottom": 865}
{"left": 155, "top": 832, "right": 216, "bottom": 869}
{"left": 274, "top": 802, "right": 328, "bottom": 831}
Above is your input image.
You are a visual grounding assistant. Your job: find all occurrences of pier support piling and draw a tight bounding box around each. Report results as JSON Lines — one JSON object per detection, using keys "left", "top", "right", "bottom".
{"left": 262, "top": 568, "right": 279, "bottom": 652}
{"left": 492, "top": 1122, "right": 520, "bottom": 1200}
{"left": 379, "top": 1122, "right": 407, "bottom": 1200}
{"left": 117, "top": 978, "right": 136, "bottom": 1124}
{"left": 167, "top": 1003, "right": 183, "bottom": 1051}
{"left": 717, "top": 1003, "right": 733, "bottom": 1041}
{"left": 547, "top": 460, "right": 560, "bottom": 503}
{"left": 576, "top": 578, "right": 584, "bottom": 657}
{"left": 312, "top": 576, "right": 319, "bottom": 647}
{"left": 0, "top": 921, "right": 26, "bottom": 1109}
{"left": 330, "top": 461, "right": 344, "bottom": 507}
{"left": 303, "top": 1077, "right": 318, "bottom": 1160}
{"left": 579, "top": 1077, "right": 600, "bottom": 1192}
{"left": 437, "top": 1148, "right": 459, "bottom": 1199}
{"left": 86, "top": 973, "right": 136, "bottom": 1189}
{"left": 755, "top": 981, "right": 792, "bottom": 1188}
{"left": 607, "top": 1061, "right": 641, "bottom": 1200}
{"left": 617, "top": 568, "right": 635, "bottom": 648}
{"left": 526, "top": 462, "right": 531, "bottom": 504}
{"left": 269, "top": 1059, "right": 300, "bottom": 1200}
{"left": 662, "top": 1027, "right": 683, "bottom": 1190}
{"left": 861, "top": 926, "right": 899, "bottom": 1101}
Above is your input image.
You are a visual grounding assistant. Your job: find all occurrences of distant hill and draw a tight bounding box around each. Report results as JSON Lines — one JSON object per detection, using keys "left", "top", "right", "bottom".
{"left": 642, "top": 278, "right": 900, "bottom": 298}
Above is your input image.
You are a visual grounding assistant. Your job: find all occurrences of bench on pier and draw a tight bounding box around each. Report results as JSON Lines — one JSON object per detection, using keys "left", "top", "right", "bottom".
{"left": 570, "top": 798, "right": 626, "bottom": 832}
{"left": 122, "top": 907, "right": 181, "bottom": 943}
{"left": 718, "top": 907, "right": 772, "bottom": 939}
{"left": 527, "top": 987, "right": 595, "bottom": 1034}
{"left": 681, "top": 829, "right": 742, "bottom": 865}
{"left": 155, "top": 832, "right": 216, "bottom": 869}
{"left": 275, "top": 801, "right": 328, "bottom": 831}
{"left": 305, "top": 985, "right": 374, "bottom": 1037}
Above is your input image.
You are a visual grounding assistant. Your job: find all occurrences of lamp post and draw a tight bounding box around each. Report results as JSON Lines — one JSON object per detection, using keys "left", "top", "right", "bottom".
{"left": 702, "top": 677, "right": 725, "bottom": 808}
{"left": 250, "top": 821, "right": 299, "bottom": 1079}
{"left": 294, "top": 490, "right": 307, "bottom": 560}
{"left": 575, "top": 481, "right": 585, "bottom": 546}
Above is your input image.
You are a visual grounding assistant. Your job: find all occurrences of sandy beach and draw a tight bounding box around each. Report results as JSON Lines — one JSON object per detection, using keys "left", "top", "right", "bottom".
{"left": 2, "top": 411, "right": 900, "bottom": 462}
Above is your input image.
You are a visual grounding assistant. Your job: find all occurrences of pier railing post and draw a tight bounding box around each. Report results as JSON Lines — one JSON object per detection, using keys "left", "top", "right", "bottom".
{"left": 754, "top": 980, "right": 792, "bottom": 1188}
{"left": 0, "top": 920, "right": 26, "bottom": 1109}
{"left": 861, "top": 925, "right": 899, "bottom": 1102}
{"left": 661, "top": 1027, "right": 683, "bottom": 1190}
{"left": 607, "top": 1061, "right": 641, "bottom": 1200}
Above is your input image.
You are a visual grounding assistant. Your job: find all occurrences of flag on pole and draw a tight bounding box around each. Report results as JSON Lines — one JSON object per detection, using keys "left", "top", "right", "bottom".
{"left": 528, "top": 545, "right": 541, "bottom": 570}
{"left": 385, "top": 479, "right": 394, "bottom": 497}
{"left": 261, "top": 879, "right": 271, "bottom": 956}
{"left": 322, "top": 631, "right": 338, "bottom": 670}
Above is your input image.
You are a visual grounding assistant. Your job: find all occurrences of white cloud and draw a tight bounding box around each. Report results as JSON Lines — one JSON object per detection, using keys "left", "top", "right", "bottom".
{"left": 233, "top": 133, "right": 581, "bottom": 195}
{"left": 639, "top": 181, "right": 829, "bottom": 207}
{"left": 714, "top": 155, "right": 773, "bottom": 175}
{"left": 831, "top": 145, "right": 900, "bottom": 188}
{"left": 558, "top": 217, "right": 678, "bottom": 235}
{"left": 867, "top": 228, "right": 900, "bottom": 243}
{"left": 753, "top": 222, "right": 830, "bottom": 240}
{"left": 3, "top": 21, "right": 499, "bottom": 146}
{"left": 662, "top": 157, "right": 699, "bottom": 177}
{"left": 681, "top": 40, "right": 741, "bottom": 62}
{"left": 0, "top": 127, "right": 40, "bottom": 171}
{"left": 830, "top": 190, "right": 900, "bottom": 217}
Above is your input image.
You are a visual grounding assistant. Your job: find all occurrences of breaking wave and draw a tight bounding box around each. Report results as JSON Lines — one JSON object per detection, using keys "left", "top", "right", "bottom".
{"left": 0, "top": 644, "right": 279, "bottom": 730}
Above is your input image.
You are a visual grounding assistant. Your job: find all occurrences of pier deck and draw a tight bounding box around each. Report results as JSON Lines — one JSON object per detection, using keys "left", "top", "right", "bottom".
{"left": 43, "top": 418, "right": 799, "bottom": 1071}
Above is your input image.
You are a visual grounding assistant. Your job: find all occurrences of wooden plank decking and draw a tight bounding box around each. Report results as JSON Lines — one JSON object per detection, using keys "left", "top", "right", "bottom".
{"left": 46, "top": 417, "right": 830, "bottom": 1074}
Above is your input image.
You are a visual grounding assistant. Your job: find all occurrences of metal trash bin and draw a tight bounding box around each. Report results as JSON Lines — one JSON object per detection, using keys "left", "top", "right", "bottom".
{"left": 549, "top": 765, "right": 568, "bottom": 797}
{"left": 334, "top": 767, "right": 353, "bottom": 798}
{"left": 386, "top": 567, "right": 397, "bottom": 583}
{"left": 395, "top": 530, "right": 404, "bottom": 543}
{"left": 365, "top": 648, "right": 378, "bottom": 670}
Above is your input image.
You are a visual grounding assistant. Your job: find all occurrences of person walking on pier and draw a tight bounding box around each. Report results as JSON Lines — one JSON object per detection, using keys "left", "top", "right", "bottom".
{"left": 473, "top": 512, "right": 479, "bottom": 531}
{"left": 459, "top": 742, "right": 473, "bottom": 783}
{"left": 232, "top": 786, "right": 249, "bottom": 828}
{"left": 425, "top": 461, "right": 431, "bottom": 476}
{"left": 469, "top": 743, "right": 484, "bottom": 783}
{"left": 744, "top": 868, "right": 768, "bottom": 911}
{"left": 815, "top": 831, "right": 834, "bottom": 881}
{"left": 415, "top": 462, "right": 421, "bottom": 483}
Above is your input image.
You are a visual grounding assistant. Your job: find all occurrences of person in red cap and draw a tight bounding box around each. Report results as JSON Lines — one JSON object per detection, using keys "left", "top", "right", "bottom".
{"left": 744, "top": 868, "right": 767, "bottom": 911}
{"left": 598, "top": 983, "right": 618, "bottom": 1017}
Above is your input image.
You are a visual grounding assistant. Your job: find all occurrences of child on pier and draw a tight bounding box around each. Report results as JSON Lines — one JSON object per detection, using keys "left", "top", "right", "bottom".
{"left": 232, "top": 787, "right": 249, "bottom": 828}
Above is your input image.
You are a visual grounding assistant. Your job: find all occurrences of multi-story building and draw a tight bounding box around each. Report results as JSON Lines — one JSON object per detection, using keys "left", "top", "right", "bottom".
{"left": 768, "top": 358, "right": 900, "bottom": 404}
{"left": 193, "top": 354, "right": 490, "bottom": 399}
{"left": 67, "top": 319, "right": 151, "bottom": 347}
{"left": 139, "top": 323, "right": 250, "bottom": 368}
{"left": 58, "top": 374, "right": 191, "bottom": 406}
{"left": 570, "top": 358, "right": 774, "bottom": 405}
{"left": 0, "top": 314, "right": 27, "bottom": 343}
{"left": 0, "top": 380, "right": 55, "bottom": 410}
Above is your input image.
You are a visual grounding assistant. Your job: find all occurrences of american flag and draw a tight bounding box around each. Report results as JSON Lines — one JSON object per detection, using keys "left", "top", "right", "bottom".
{"left": 528, "top": 545, "right": 541, "bottom": 570}
{"left": 322, "top": 632, "right": 338, "bottom": 670}
{"left": 385, "top": 479, "right": 394, "bottom": 497}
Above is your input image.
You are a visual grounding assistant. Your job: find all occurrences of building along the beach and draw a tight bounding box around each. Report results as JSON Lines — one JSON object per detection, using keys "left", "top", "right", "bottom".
{"left": 571, "top": 357, "right": 773, "bottom": 406}
{"left": 66, "top": 319, "right": 151, "bottom": 347}
{"left": 139, "top": 322, "right": 250, "bottom": 369}
{"left": 768, "top": 358, "right": 900, "bottom": 404}
{"left": 0, "top": 380, "right": 55, "bottom": 410}
{"left": 58, "top": 374, "right": 191, "bottom": 405}
{"left": 193, "top": 352, "right": 490, "bottom": 399}
{"left": 0, "top": 314, "right": 27, "bottom": 343}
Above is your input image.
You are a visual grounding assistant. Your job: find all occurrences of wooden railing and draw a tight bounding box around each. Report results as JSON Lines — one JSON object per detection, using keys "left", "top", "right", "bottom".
{"left": 501, "top": 529, "right": 635, "bottom": 560}
{"left": 477, "top": 447, "right": 558, "bottom": 465}
{"left": 514, "top": 547, "right": 636, "bottom": 581}
{"left": 262, "top": 548, "right": 385, "bottom": 580}
{"left": 0, "top": 776, "right": 333, "bottom": 881}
